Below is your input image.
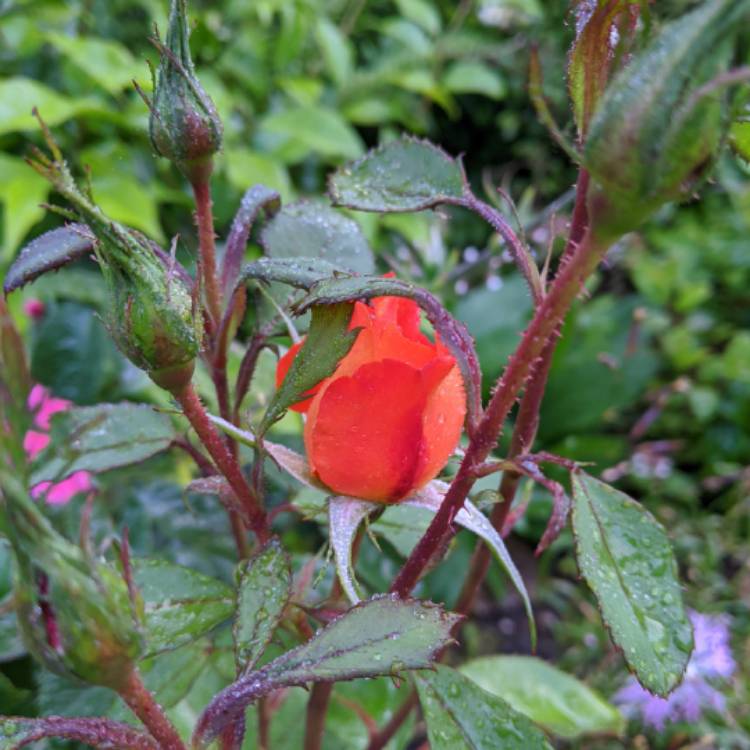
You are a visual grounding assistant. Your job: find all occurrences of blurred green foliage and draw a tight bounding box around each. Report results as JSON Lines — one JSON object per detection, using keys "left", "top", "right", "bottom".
{"left": 1, "top": 0, "right": 750, "bottom": 747}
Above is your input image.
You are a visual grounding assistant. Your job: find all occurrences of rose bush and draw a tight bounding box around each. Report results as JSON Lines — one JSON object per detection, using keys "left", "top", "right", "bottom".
{"left": 276, "top": 294, "right": 466, "bottom": 502}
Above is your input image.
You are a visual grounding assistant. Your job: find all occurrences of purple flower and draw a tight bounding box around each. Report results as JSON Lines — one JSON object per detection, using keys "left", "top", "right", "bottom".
{"left": 614, "top": 611, "right": 735, "bottom": 731}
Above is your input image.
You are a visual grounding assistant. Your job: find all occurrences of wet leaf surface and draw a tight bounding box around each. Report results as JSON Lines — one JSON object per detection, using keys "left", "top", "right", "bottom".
{"left": 31, "top": 402, "right": 176, "bottom": 484}
{"left": 234, "top": 538, "right": 291, "bottom": 672}
{"left": 329, "top": 137, "right": 465, "bottom": 212}
{"left": 194, "top": 595, "right": 460, "bottom": 747}
{"left": 416, "top": 665, "right": 552, "bottom": 749}
{"left": 3, "top": 224, "right": 94, "bottom": 294}
{"left": 262, "top": 303, "right": 359, "bottom": 432}
{"left": 571, "top": 472, "right": 693, "bottom": 695}
{"left": 461, "top": 655, "right": 624, "bottom": 739}
{"left": 327, "top": 484, "right": 535, "bottom": 648}
{"left": 261, "top": 201, "right": 373, "bottom": 274}
{"left": 0, "top": 716, "right": 157, "bottom": 750}
{"left": 131, "top": 558, "right": 235, "bottom": 656}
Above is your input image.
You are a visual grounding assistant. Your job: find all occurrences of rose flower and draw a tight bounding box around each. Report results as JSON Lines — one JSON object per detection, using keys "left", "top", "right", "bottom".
{"left": 276, "top": 294, "right": 466, "bottom": 503}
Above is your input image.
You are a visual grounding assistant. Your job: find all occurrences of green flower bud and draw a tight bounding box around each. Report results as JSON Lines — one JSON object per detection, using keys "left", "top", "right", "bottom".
{"left": 27, "top": 131, "right": 202, "bottom": 394}
{"left": 584, "top": 0, "right": 750, "bottom": 240}
{"left": 102, "top": 248, "right": 200, "bottom": 393}
{"left": 148, "top": 0, "right": 223, "bottom": 184}
{"left": 1, "top": 472, "right": 143, "bottom": 689}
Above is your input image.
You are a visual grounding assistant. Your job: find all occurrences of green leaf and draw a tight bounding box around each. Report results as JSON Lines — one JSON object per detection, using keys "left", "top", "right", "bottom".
{"left": 395, "top": 0, "right": 442, "bottom": 34}
{"left": 238, "top": 257, "right": 350, "bottom": 293}
{"left": 0, "top": 717, "right": 157, "bottom": 750}
{"left": 131, "top": 558, "right": 235, "bottom": 655}
{"left": 0, "top": 154, "right": 49, "bottom": 263}
{"left": 260, "top": 106, "right": 364, "bottom": 162}
{"left": 0, "top": 299, "right": 31, "bottom": 473}
{"left": 261, "top": 303, "right": 360, "bottom": 432}
{"left": 234, "top": 538, "right": 291, "bottom": 672}
{"left": 3, "top": 224, "right": 94, "bottom": 294}
{"left": 194, "top": 596, "right": 461, "bottom": 747}
{"left": 139, "top": 640, "right": 213, "bottom": 709}
{"left": 571, "top": 472, "right": 693, "bottom": 695}
{"left": 461, "top": 656, "right": 624, "bottom": 739}
{"left": 0, "top": 543, "right": 25, "bottom": 664}
{"left": 37, "top": 672, "right": 116, "bottom": 718}
{"left": 30, "top": 301, "right": 124, "bottom": 405}
{"left": 730, "top": 119, "right": 750, "bottom": 161}
{"left": 221, "top": 185, "right": 281, "bottom": 296}
{"left": 0, "top": 672, "right": 30, "bottom": 715}
{"left": 539, "top": 294, "right": 658, "bottom": 442}
{"left": 30, "top": 402, "right": 176, "bottom": 485}
{"left": 223, "top": 149, "right": 293, "bottom": 201}
{"left": 261, "top": 201, "right": 374, "bottom": 274}
{"left": 45, "top": 32, "right": 141, "bottom": 93}
{"left": 89, "top": 174, "right": 165, "bottom": 243}
{"left": 328, "top": 483, "right": 536, "bottom": 649}
{"left": 415, "top": 666, "right": 552, "bottom": 750}
{"left": 0, "top": 78, "right": 102, "bottom": 136}
{"left": 444, "top": 61, "right": 507, "bottom": 99}
{"left": 329, "top": 137, "right": 465, "bottom": 212}
{"left": 315, "top": 18, "right": 354, "bottom": 87}
{"left": 567, "top": 1, "right": 630, "bottom": 137}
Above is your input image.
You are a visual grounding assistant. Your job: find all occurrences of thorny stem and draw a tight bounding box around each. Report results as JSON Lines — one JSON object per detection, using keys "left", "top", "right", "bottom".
{"left": 368, "top": 174, "right": 593, "bottom": 748}
{"left": 455, "top": 170, "right": 591, "bottom": 614}
{"left": 119, "top": 668, "right": 186, "bottom": 750}
{"left": 192, "top": 180, "right": 223, "bottom": 325}
{"left": 457, "top": 193, "right": 544, "bottom": 305}
{"left": 390, "top": 177, "right": 606, "bottom": 597}
{"left": 304, "top": 683, "right": 334, "bottom": 750}
{"left": 172, "top": 437, "right": 215, "bottom": 476}
{"left": 174, "top": 383, "right": 269, "bottom": 543}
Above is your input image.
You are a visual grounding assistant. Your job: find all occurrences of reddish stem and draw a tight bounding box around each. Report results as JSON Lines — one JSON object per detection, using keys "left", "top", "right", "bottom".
{"left": 119, "top": 669, "right": 185, "bottom": 750}
{"left": 175, "top": 383, "right": 269, "bottom": 542}
{"left": 258, "top": 697, "right": 271, "bottom": 750}
{"left": 454, "top": 170, "right": 591, "bottom": 614}
{"left": 304, "top": 683, "right": 334, "bottom": 750}
{"left": 366, "top": 690, "right": 419, "bottom": 750}
{"left": 192, "top": 180, "right": 222, "bottom": 325}
{"left": 390, "top": 195, "right": 606, "bottom": 597}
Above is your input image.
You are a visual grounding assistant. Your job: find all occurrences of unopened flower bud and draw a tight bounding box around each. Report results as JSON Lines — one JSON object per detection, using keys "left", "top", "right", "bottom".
{"left": 148, "top": 0, "right": 223, "bottom": 184}
{"left": 103, "top": 251, "right": 200, "bottom": 393}
{"left": 1, "top": 472, "right": 142, "bottom": 689}
{"left": 584, "top": 0, "right": 749, "bottom": 240}
{"left": 25, "top": 133, "right": 202, "bottom": 394}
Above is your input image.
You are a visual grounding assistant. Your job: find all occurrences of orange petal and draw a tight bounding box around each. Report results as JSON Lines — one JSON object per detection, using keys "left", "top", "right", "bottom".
{"left": 305, "top": 359, "right": 431, "bottom": 502}
{"left": 415, "top": 364, "right": 466, "bottom": 488}
{"left": 334, "top": 311, "right": 439, "bottom": 382}
{"left": 371, "top": 296, "right": 428, "bottom": 344}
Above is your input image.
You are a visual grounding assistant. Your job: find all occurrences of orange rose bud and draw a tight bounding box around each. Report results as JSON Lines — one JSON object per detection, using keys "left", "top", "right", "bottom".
{"left": 276, "top": 295, "right": 466, "bottom": 503}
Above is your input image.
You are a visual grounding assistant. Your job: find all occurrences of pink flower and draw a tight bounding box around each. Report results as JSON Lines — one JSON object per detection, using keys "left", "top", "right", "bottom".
{"left": 23, "top": 299, "right": 46, "bottom": 320}
{"left": 24, "top": 385, "right": 93, "bottom": 504}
